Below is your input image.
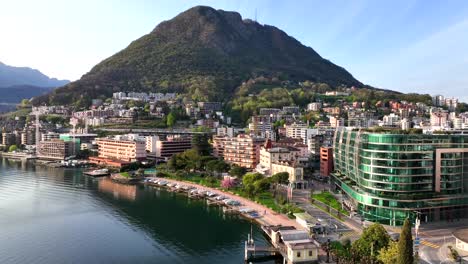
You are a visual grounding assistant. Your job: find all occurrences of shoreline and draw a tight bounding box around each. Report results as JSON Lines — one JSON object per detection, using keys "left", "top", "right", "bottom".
{"left": 143, "top": 176, "right": 304, "bottom": 230}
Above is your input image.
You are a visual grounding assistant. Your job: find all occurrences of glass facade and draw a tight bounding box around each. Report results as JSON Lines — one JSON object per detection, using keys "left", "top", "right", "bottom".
{"left": 331, "top": 128, "right": 468, "bottom": 226}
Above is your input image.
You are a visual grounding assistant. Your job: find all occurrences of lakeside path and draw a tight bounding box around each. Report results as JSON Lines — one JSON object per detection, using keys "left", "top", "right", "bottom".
{"left": 149, "top": 177, "right": 304, "bottom": 230}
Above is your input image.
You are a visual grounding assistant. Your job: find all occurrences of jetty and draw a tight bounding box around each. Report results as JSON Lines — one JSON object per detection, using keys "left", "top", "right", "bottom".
{"left": 0, "top": 152, "right": 37, "bottom": 161}
{"left": 245, "top": 225, "right": 319, "bottom": 263}
{"left": 244, "top": 229, "right": 281, "bottom": 262}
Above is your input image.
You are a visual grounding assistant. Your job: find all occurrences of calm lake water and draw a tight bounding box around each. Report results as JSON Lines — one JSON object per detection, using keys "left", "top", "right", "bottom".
{"left": 0, "top": 159, "right": 273, "bottom": 264}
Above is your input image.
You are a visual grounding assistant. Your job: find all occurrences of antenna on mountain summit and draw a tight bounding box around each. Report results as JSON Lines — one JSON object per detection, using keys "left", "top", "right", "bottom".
{"left": 255, "top": 8, "right": 257, "bottom": 22}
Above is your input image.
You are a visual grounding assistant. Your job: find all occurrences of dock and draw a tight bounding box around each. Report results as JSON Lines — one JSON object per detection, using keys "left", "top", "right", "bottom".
{"left": 0, "top": 152, "right": 37, "bottom": 161}
{"left": 245, "top": 225, "right": 320, "bottom": 263}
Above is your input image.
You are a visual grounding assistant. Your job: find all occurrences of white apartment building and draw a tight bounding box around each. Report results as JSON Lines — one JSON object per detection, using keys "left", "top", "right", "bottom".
{"left": 285, "top": 122, "right": 309, "bottom": 143}
{"left": 307, "top": 102, "right": 322, "bottom": 111}
{"left": 145, "top": 135, "right": 159, "bottom": 153}
{"left": 383, "top": 113, "right": 400, "bottom": 127}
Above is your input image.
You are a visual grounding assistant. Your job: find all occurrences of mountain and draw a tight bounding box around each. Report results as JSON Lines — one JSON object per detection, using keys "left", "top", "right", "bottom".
{"left": 0, "top": 85, "right": 55, "bottom": 113}
{"left": 0, "top": 61, "right": 69, "bottom": 88}
{"left": 34, "top": 5, "right": 363, "bottom": 107}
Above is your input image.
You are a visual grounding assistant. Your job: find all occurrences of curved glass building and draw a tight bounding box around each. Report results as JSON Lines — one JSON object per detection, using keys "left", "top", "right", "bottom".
{"left": 331, "top": 128, "right": 468, "bottom": 226}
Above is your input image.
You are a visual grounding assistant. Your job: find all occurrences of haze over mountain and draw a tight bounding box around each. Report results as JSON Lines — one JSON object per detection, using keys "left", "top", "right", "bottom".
{"left": 0, "top": 61, "right": 69, "bottom": 88}
{"left": 34, "top": 6, "right": 363, "bottom": 107}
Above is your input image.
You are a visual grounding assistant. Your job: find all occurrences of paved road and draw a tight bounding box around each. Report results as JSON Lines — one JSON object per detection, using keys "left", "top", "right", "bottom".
{"left": 291, "top": 187, "right": 364, "bottom": 244}
{"left": 414, "top": 220, "right": 468, "bottom": 264}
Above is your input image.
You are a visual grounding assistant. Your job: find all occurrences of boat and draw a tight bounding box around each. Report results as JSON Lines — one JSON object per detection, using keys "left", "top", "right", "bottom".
{"left": 83, "top": 168, "right": 110, "bottom": 177}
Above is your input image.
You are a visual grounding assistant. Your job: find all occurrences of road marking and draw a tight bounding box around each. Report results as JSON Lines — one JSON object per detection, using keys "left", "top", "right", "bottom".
{"left": 418, "top": 231, "right": 434, "bottom": 238}
{"left": 420, "top": 240, "right": 440, "bottom": 249}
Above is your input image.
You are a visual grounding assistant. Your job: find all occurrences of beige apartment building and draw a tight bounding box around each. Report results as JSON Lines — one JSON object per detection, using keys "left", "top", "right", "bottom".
{"left": 213, "top": 134, "right": 264, "bottom": 169}
{"left": 96, "top": 136, "right": 146, "bottom": 162}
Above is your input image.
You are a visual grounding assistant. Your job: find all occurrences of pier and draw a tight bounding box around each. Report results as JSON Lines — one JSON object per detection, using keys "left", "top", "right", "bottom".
{"left": 0, "top": 152, "right": 37, "bottom": 161}
{"left": 245, "top": 225, "right": 319, "bottom": 264}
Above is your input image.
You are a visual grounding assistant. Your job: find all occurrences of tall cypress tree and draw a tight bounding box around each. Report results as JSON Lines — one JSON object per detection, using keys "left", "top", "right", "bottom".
{"left": 398, "top": 218, "right": 414, "bottom": 264}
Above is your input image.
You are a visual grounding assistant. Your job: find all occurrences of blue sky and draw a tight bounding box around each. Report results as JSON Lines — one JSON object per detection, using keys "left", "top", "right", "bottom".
{"left": 1, "top": 0, "right": 467, "bottom": 101}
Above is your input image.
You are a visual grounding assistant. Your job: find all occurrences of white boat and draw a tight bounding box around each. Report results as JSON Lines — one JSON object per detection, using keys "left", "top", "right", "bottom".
{"left": 215, "top": 196, "right": 226, "bottom": 201}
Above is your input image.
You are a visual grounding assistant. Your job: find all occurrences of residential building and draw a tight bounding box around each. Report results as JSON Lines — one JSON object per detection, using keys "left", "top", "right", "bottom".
{"left": 285, "top": 122, "right": 308, "bottom": 143}
{"left": 96, "top": 135, "right": 146, "bottom": 162}
{"left": 323, "top": 107, "right": 341, "bottom": 115}
{"left": 249, "top": 118, "right": 275, "bottom": 140}
{"left": 216, "top": 127, "right": 234, "bottom": 138}
{"left": 145, "top": 135, "right": 159, "bottom": 153}
{"left": 215, "top": 134, "right": 264, "bottom": 169}
{"left": 331, "top": 128, "right": 468, "bottom": 226}
{"left": 401, "top": 118, "right": 411, "bottom": 130}
{"left": 319, "top": 147, "right": 333, "bottom": 177}
{"left": 41, "top": 132, "right": 60, "bottom": 141}
{"left": 307, "top": 102, "right": 322, "bottom": 112}
{"left": 445, "top": 98, "right": 458, "bottom": 111}
{"left": 21, "top": 128, "right": 36, "bottom": 146}
{"left": 432, "top": 95, "right": 445, "bottom": 107}
{"left": 382, "top": 113, "right": 400, "bottom": 127}
{"left": 431, "top": 111, "right": 448, "bottom": 127}
{"left": 282, "top": 106, "right": 300, "bottom": 114}
{"left": 154, "top": 135, "right": 192, "bottom": 159}
{"left": 325, "top": 91, "right": 350, "bottom": 96}
{"left": 2, "top": 132, "right": 19, "bottom": 146}
{"left": 259, "top": 108, "right": 281, "bottom": 116}
{"left": 329, "top": 116, "right": 344, "bottom": 128}
{"left": 37, "top": 139, "right": 74, "bottom": 160}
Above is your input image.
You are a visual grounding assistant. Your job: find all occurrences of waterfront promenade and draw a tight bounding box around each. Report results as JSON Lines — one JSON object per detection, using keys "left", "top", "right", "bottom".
{"left": 150, "top": 177, "right": 304, "bottom": 230}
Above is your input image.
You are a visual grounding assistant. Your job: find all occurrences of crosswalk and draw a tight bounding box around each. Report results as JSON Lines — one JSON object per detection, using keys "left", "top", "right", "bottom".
{"left": 420, "top": 240, "right": 440, "bottom": 249}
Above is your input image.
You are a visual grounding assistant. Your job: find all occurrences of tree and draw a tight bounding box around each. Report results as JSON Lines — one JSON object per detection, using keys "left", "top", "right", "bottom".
{"left": 206, "top": 159, "right": 229, "bottom": 175}
{"left": 253, "top": 178, "right": 270, "bottom": 194}
{"left": 191, "top": 133, "right": 211, "bottom": 156}
{"left": 8, "top": 145, "right": 18, "bottom": 152}
{"left": 242, "top": 173, "right": 264, "bottom": 197}
{"left": 221, "top": 178, "right": 236, "bottom": 189}
{"left": 378, "top": 241, "right": 399, "bottom": 264}
{"left": 167, "top": 154, "right": 183, "bottom": 171}
{"left": 352, "top": 223, "right": 390, "bottom": 262}
{"left": 271, "top": 172, "right": 289, "bottom": 184}
{"left": 397, "top": 218, "right": 414, "bottom": 264}
{"left": 229, "top": 165, "right": 246, "bottom": 178}
{"left": 166, "top": 112, "right": 176, "bottom": 127}
{"left": 243, "top": 173, "right": 264, "bottom": 186}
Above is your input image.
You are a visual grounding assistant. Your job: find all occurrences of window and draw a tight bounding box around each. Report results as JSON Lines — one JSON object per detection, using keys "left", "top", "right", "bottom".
{"left": 297, "top": 252, "right": 301, "bottom": 258}
{"left": 309, "top": 250, "right": 313, "bottom": 257}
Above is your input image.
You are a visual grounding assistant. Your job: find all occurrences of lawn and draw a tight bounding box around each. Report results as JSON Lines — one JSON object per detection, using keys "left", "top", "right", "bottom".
{"left": 159, "top": 171, "right": 220, "bottom": 188}
{"left": 120, "top": 172, "right": 131, "bottom": 178}
{"left": 311, "top": 191, "right": 348, "bottom": 215}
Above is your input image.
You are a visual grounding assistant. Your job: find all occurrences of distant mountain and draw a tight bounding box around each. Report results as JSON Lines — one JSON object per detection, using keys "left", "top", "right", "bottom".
{"left": 0, "top": 61, "right": 69, "bottom": 88}
{"left": 0, "top": 85, "right": 55, "bottom": 113}
{"left": 33, "top": 5, "right": 363, "bottom": 107}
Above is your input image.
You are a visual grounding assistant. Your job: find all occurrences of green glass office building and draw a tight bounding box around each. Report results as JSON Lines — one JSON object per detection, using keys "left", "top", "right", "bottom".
{"left": 331, "top": 128, "right": 468, "bottom": 226}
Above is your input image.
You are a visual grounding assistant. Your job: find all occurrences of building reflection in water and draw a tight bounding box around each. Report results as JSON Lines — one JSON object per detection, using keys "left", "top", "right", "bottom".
{"left": 98, "top": 177, "right": 137, "bottom": 201}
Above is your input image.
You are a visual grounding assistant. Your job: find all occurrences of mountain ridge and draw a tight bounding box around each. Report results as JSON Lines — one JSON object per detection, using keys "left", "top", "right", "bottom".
{"left": 33, "top": 5, "right": 364, "bottom": 107}
{"left": 0, "top": 61, "right": 69, "bottom": 88}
